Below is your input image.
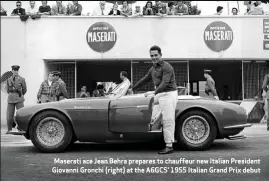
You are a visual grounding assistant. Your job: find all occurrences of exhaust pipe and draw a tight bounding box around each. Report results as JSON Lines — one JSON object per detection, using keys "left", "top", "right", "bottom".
{"left": 226, "top": 135, "right": 247, "bottom": 140}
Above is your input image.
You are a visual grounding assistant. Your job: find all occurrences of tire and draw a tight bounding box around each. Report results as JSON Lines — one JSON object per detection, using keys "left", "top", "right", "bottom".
{"left": 176, "top": 110, "right": 217, "bottom": 151}
{"left": 29, "top": 111, "right": 73, "bottom": 153}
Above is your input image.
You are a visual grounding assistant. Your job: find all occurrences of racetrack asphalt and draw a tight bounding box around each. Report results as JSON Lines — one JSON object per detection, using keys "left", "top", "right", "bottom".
{"left": 1, "top": 124, "right": 269, "bottom": 181}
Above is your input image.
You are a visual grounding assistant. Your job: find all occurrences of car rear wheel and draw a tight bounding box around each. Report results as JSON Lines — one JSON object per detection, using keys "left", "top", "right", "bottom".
{"left": 176, "top": 110, "right": 217, "bottom": 151}
{"left": 29, "top": 111, "right": 73, "bottom": 153}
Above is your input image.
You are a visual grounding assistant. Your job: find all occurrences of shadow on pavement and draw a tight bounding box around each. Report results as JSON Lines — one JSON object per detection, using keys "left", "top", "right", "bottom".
{"left": 5, "top": 140, "right": 247, "bottom": 154}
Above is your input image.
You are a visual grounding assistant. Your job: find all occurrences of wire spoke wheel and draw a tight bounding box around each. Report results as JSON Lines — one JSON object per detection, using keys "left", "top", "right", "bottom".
{"left": 182, "top": 115, "right": 210, "bottom": 144}
{"left": 36, "top": 117, "right": 65, "bottom": 147}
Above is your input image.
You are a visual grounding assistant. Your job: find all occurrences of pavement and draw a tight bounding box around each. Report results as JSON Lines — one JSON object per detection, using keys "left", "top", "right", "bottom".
{"left": 1, "top": 124, "right": 269, "bottom": 181}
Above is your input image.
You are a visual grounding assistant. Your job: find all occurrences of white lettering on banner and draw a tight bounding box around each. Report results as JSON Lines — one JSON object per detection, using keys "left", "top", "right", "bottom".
{"left": 88, "top": 32, "right": 116, "bottom": 42}
{"left": 86, "top": 22, "right": 117, "bottom": 53}
{"left": 204, "top": 21, "right": 233, "bottom": 52}
{"left": 92, "top": 26, "right": 109, "bottom": 31}
{"left": 204, "top": 31, "right": 233, "bottom": 41}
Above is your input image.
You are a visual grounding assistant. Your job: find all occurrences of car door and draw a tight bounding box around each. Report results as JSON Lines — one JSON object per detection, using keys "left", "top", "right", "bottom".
{"left": 109, "top": 95, "right": 153, "bottom": 133}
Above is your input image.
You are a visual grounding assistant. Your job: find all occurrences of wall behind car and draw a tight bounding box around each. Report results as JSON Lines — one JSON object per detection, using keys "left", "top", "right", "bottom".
{"left": 1, "top": 16, "right": 268, "bottom": 124}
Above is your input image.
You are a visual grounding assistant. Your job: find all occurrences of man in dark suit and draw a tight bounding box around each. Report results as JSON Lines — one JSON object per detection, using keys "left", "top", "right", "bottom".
{"left": 6, "top": 65, "right": 27, "bottom": 134}
{"left": 262, "top": 73, "right": 269, "bottom": 131}
{"left": 204, "top": 69, "right": 219, "bottom": 100}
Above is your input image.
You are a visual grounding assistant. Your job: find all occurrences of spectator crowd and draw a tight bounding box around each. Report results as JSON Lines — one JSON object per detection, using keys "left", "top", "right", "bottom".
{"left": 1, "top": 1, "right": 267, "bottom": 17}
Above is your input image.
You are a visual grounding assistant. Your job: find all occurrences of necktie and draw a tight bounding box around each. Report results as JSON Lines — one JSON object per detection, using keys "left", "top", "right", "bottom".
{"left": 13, "top": 76, "right": 16, "bottom": 81}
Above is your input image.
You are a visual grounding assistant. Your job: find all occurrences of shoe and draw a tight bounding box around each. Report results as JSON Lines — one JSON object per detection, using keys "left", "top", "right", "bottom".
{"left": 12, "top": 122, "right": 16, "bottom": 128}
{"left": 6, "top": 130, "right": 25, "bottom": 135}
{"left": 158, "top": 147, "right": 174, "bottom": 154}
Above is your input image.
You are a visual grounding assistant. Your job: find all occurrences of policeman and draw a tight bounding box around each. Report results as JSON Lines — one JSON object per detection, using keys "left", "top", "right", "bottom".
{"left": 51, "top": 71, "right": 68, "bottom": 101}
{"left": 262, "top": 73, "right": 269, "bottom": 131}
{"left": 204, "top": 69, "right": 219, "bottom": 100}
{"left": 6, "top": 65, "right": 27, "bottom": 134}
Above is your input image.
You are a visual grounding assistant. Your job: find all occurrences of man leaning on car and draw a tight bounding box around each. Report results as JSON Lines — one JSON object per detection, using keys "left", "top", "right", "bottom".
{"left": 129, "top": 45, "right": 178, "bottom": 154}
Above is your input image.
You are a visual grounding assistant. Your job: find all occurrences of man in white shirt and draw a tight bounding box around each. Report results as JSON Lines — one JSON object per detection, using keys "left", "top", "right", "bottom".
{"left": 112, "top": 71, "right": 131, "bottom": 98}
{"left": 27, "top": 1, "right": 38, "bottom": 15}
{"left": 51, "top": 1, "right": 67, "bottom": 15}
{"left": 91, "top": 1, "right": 111, "bottom": 16}
{"left": 247, "top": 1, "right": 264, "bottom": 15}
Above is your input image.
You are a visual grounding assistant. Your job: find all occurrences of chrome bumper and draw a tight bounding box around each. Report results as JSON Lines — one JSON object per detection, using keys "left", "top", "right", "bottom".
{"left": 223, "top": 123, "right": 252, "bottom": 130}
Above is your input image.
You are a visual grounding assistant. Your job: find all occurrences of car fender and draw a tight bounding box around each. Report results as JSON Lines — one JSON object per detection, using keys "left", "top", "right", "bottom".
{"left": 27, "top": 107, "right": 74, "bottom": 134}
{"left": 175, "top": 105, "right": 220, "bottom": 131}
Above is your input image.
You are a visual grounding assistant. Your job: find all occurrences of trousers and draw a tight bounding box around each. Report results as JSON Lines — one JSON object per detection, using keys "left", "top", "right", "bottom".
{"left": 264, "top": 99, "right": 269, "bottom": 128}
{"left": 154, "top": 90, "right": 178, "bottom": 146}
{"left": 6, "top": 102, "right": 24, "bottom": 130}
{"left": 262, "top": 90, "right": 269, "bottom": 128}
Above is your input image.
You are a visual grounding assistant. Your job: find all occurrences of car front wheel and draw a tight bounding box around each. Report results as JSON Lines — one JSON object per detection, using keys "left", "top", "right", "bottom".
{"left": 176, "top": 110, "right": 217, "bottom": 151}
{"left": 29, "top": 111, "right": 73, "bottom": 153}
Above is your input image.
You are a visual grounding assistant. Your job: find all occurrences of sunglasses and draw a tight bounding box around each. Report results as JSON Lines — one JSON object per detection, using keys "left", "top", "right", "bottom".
{"left": 16, "top": 5, "right": 21, "bottom": 7}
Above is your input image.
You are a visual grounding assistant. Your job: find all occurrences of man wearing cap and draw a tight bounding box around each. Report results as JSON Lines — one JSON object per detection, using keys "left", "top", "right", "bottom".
{"left": 6, "top": 65, "right": 27, "bottom": 134}
{"left": 262, "top": 73, "right": 269, "bottom": 131}
{"left": 204, "top": 69, "right": 219, "bottom": 100}
{"left": 52, "top": 71, "right": 68, "bottom": 101}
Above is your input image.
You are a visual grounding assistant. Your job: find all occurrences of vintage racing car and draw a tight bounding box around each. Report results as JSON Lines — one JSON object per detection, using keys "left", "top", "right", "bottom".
{"left": 13, "top": 86, "right": 251, "bottom": 152}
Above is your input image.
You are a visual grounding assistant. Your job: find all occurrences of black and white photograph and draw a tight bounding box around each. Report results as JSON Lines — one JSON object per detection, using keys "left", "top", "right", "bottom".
{"left": 1, "top": 1, "right": 269, "bottom": 181}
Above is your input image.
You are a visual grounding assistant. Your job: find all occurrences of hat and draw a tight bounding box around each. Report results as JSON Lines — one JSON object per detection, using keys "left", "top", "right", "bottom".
{"left": 217, "top": 6, "right": 223, "bottom": 13}
{"left": 11, "top": 65, "right": 20, "bottom": 71}
{"left": 203, "top": 69, "right": 212, "bottom": 74}
{"left": 52, "top": 71, "right": 61, "bottom": 76}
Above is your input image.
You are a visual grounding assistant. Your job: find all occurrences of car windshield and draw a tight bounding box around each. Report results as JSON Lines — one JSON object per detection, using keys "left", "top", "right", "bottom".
{"left": 106, "top": 86, "right": 188, "bottom": 98}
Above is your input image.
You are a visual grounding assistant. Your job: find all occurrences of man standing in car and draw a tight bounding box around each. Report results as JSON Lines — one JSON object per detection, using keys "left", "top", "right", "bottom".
{"left": 112, "top": 71, "right": 131, "bottom": 97}
{"left": 129, "top": 45, "right": 178, "bottom": 154}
